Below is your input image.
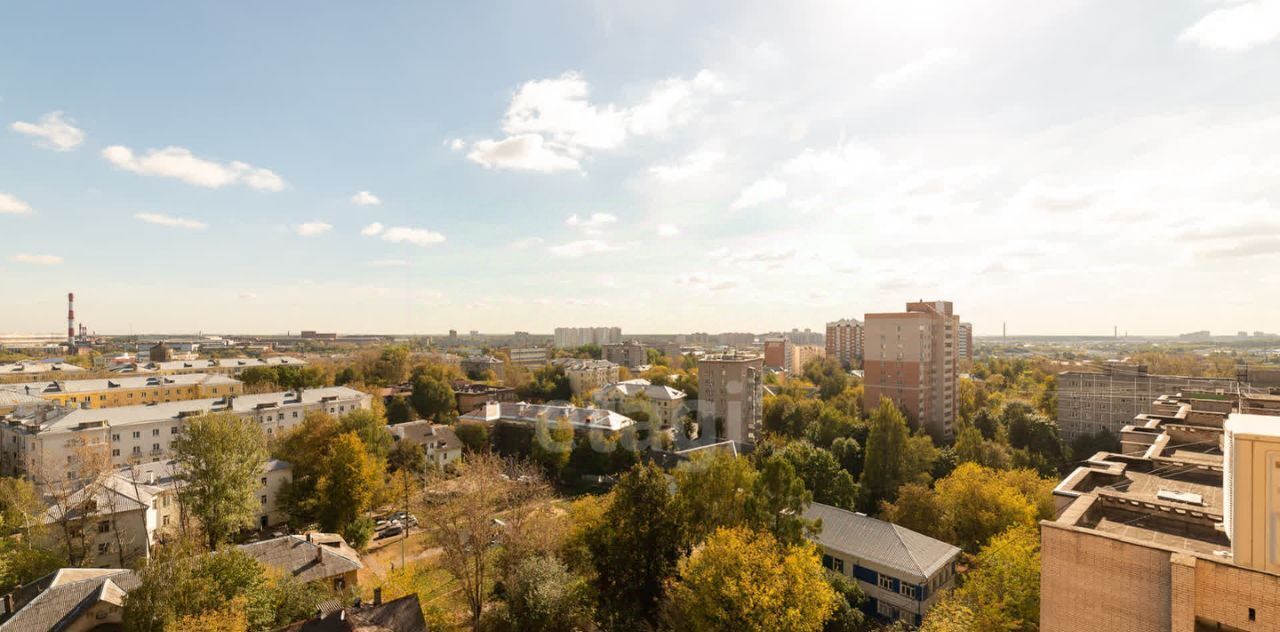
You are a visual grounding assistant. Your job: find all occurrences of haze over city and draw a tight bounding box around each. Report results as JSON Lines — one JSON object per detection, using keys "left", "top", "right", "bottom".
{"left": 3, "top": 0, "right": 1280, "bottom": 335}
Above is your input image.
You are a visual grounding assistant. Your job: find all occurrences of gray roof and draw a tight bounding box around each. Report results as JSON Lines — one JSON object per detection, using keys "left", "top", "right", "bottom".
{"left": 803, "top": 502, "right": 961, "bottom": 582}
{"left": 238, "top": 534, "right": 363, "bottom": 583}
{"left": 594, "top": 379, "right": 686, "bottom": 402}
{"left": 11, "top": 386, "right": 367, "bottom": 433}
{"left": 112, "top": 356, "right": 307, "bottom": 373}
{"left": 461, "top": 401, "right": 635, "bottom": 431}
{"left": 390, "top": 421, "right": 463, "bottom": 453}
{"left": 0, "top": 390, "right": 46, "bottom": 408}
{"left": 277, "top": 594, "right": 428, "bottom": 632}
{"left": 0, "top": 362, "right": 84, "bottom": 375}
{"left": 0, "top": 568, "right": 139, "bottom": 632}
{"left": 551, "top": 358, "right": 618, "bottom": 371}
{"left": 0, "top": 372, "right": 238, "bottom": 395}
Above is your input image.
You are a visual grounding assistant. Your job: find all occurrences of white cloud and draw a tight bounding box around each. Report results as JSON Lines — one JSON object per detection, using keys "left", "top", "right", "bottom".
{"left": 731, "top": 177, "right": 788, "bottom": 209}
{"left": 102, "top": 145, "right": 285, "bottom": 191}
{"left": 0, "top": 192, "right": 32, "bottom": 215}
{"left": 648, "top": 150, "right": 724, "bottom": 182}
{"left": 1010, "top": 179, "right": 1101, "bottom": 213}
{"left": 446, "top": 138, "right": 466, "bottom": 151}
{"left": 350, "top": 190, "right": 381, "bottom": 206}
{"left": 9, "top": 254, "right": 62, "bottom": 265}
{"left": 370, "top": 258, "right": 410, "bottom": 267}
{"left": 548, "top": 239, "right": 617, "bottom": 257}
{"left": 133, "top": 212, "right": 208, "bottom": 230}
{"left": 873, "top": 48, "right": 965, "bottom": 89}
{"left": 676, "top": 272, "right": 739, "bottom": 292}
{"left": 295, "top": 222, "right": 333, "bottom": 236}
{"left": 239, "top": 292, "right": 258, "bottom": 300}
{"left": 361, "top": 222, "right": 385, "bottom": 236}
{"left": 467, "top": 70, "right": 722, "bottom": 173}
{"left": 566, "top": 212, "right": 618, "bottom": 229}
{"left": 11, "top": 111, "right": 84, "bottom": 151}
{"left": 467, "top": 134, "right": 581, "bottom": 172}
{"left": 512, "top": 237, "right": 545, "bottom": 249}
{"left": 657, "top": 223, "right": 681, "bottom": 237}
{"left": 783, "top": 142, "right": 883, "bottom": 186}
{"left": 375, "top": 226, "right": 446, "bottom": 247}
{"left": 1180, "top": 0, "right": 1280, "bottom": 52}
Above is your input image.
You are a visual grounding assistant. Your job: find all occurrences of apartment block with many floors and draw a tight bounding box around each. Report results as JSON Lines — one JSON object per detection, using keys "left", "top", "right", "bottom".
{"left": 553, "top": 327, "right": 622, "bottom": 348}
{"left": 1041, "top": 394, "right": 1280, "bottom": 631}
{"left": 602, "top": 341, "right": 647, "bottom": 370}
{"left": 697, "top": 353, "right": 764, "bottom": 444}
{"left": 1055, "top": 362, "right": 1238, "bottom": 442}
{"left": 957, "top": 322, "right": 973, "bottom": 362}
{"left": 826, "top": 318, "right": 864, "bottom": 370}
{"left": 863, "top": 301, "right": 958, "bottom": 443}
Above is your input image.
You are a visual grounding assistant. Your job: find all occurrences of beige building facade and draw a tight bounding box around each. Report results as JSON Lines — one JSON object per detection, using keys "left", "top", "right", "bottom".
{"left": 697, "top": 354, "right": 763, "bottom": 444}
{"left": 863, "top": 301, "right": 958, "bottom": 442}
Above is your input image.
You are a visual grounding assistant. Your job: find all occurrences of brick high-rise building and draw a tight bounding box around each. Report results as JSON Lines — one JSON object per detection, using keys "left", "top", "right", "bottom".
{"left": 763, "top": 338, "right": 790, "bottom": 370}
{"left": 697, "top": 353, "right": 764, "bottom": 444}
{"left": 825, "top": 319, "right": 864, "bottom": 370}
{"left": 1041, "top": 394, "right": 1280, "bottom": 632}
{"left": 862, "top": 301, "right": 958, "bottom": 442}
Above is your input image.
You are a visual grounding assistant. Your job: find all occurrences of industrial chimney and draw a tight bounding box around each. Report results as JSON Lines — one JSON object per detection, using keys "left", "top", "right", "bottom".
{"left": 67, "top": 292, "right": 75, "bottom": 349}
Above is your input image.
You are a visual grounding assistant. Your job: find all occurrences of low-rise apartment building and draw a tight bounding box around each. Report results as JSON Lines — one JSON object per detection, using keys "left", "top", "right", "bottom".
{"left": 44, "top": 458, "right": 292, "bottom": 568}
{"left": 461, "top": 355, "right": 506, "bottom": 382}
{"left": 592, "top": 379, "right": 688, "bottom": 428}
{"left": 452, "top": 381, "right": 518, "bottom": 414}
{"left": 804, "top": 502, "right": 961, "bottom": 627}
{"left": 389, "top": 420, "right": 464, "bottom": 468}
{"left": 0, "top": 373, "right": 241, "bottom": 410}
{"left": 507, "top": 347, "right": 549, "bottom": 369}
{"left": 1041, "top": 394, "right": 1280, "bottom": 631}
{"left": 109, "top": 356, "right": 307, "bottom": 377}
{"left": 0, "top": 361, "right": 85, "bottom": 384}
{"left": 0, "top": 386, "right": 370, "bottom": 481}
{"left": 551, "top": 358, "right": 621, "bottom": 396}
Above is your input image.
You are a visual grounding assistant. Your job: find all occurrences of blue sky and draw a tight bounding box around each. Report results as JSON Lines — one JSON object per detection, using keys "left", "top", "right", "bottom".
{"left": 3, "top": 0, "right": 1280, "bottom": 336}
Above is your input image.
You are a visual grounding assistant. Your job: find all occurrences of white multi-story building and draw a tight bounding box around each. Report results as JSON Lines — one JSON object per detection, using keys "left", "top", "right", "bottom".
{"left": 0, "top": 386, "right": 370, "bottom": 481}
{"left": 553, "top": 327, "right": 622, "bottom": 348}
{"left": 45, "top": 458, "right": 292, "bottom": 568}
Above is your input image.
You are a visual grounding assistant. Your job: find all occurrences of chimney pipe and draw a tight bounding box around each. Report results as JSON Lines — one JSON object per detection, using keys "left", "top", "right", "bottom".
{"left": 3, "top": 593, "right": 13, "bottom": 615}
{"left": 373, "top": 587, "right": 382, "bottom": 606}
{"left": 67, "top": 292, "right": 76, "bottom": 349}
{"left": 315, "top": 543, "right": 323, "bottom": 564}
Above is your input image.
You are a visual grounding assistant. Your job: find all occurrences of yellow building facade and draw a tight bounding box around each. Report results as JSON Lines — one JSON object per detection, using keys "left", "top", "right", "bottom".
{"left": 0, "top": 373, "right": 242, "bottom": 409}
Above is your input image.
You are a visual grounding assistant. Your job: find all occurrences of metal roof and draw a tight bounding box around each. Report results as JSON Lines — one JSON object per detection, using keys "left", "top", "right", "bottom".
{"left": 803, "top": 502, "right": 961, "bottom": 582}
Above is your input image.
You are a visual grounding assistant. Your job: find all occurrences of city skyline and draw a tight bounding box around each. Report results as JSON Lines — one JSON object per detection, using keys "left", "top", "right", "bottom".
{"left": 3, "top": 1, "right": 1280, "bottom": 335}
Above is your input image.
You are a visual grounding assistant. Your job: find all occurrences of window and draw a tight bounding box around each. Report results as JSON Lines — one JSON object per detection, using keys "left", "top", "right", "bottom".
{"left": 97, "top": 520, "right": 110, "bottom": 533}
{"left": 878, "top": 575, "right": 894, "bottom": 591}
{"left": 111, "top": 433, "right": 120, "bottom": 442}
{"left": 900, "top": 583, "right": 917, "bottom": 599}
{"left": 152, "top": 428, "right": 160, "bottom": 436}
{"left": 98, "top": 543, "right": 109, "bottom": 555}
{"left": 132, "top": 431, "right": 140, "bottom": 439}
{"left": 163, "top": 515, "right": 170, "bottom": 526}
{"left": 876, "top": 601, "right": 900, "bottom": 621}
{"left": 132, "top": 446, "right": 141, "bottom": 455}
{"left": 171, "top": 426, "right": 179, "bottom": 434}
{"left": 832, "top": 557, "right": 844, "bottom": 574}
{"left": 112, "top": 449, "right": 120, "bottom": 457}
{"left": 260, "top": 495, "right": 267, "bottom": 506}
{"left": 261, "top": 477, "right": 267, "bottom": 485}
{"left": 152, "top": 443, "right": 160, "bottom": 451}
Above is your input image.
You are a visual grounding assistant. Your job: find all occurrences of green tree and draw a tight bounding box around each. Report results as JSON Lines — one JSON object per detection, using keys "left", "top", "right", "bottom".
{"left": 338, "top": 409, "right": 393, "bottom": 459}
{"left": 778, "top": 442, "right": 860, "bottom": 510}
{"left": 173, "top": 413, "right": 268, "bottom": 550}
{"left": 388, "top": 440, "right": 427, "bottom": 474}
{"left": 410, "top": 374, "right": 456, "bottom": 422}
{"left": 385, "top": 395, "right": 415, "bottom": 424}
{"left": 672, "top": 452, "right": 760, "bottom": 547}
{"left": 922, "top": 525, "right": 1040, "bottom": 632}
{"left": 664, "top": 526, "right": 837, "bottom": 632}
{"left": 587, "top": 463, "right": 684, "bottom": 628}
{"left": 531, "top": 416, "right": 574, "bottom": 479}
{"left": 860, "top": 398, "right": 911, "bottom": 509}
{"left": 455, "top": 421, "right": 490, "bottom": 452}
{"left": 822, "top": 570, "right": 868, "bottom": 632}
{"left": 491, "top": 554, "right": 592, "bottom": 631}
{"left": 829, "top": 437, "right": 863, "bottom": 479}
{"left": 751, "top": 456, "right": 815, "bottom": 546}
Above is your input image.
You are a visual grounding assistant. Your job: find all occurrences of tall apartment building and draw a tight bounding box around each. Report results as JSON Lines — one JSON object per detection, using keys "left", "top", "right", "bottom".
{"left": 0, "top": 386, "right": 371, "bottom": 481}
{"left": 957, "top": 322, "right": 973, "bottom": 362}
{"left": 0, "top": 373, "right": 241, "bottom": 410}
{"left": 826, "top": 319, "right": 864, "bottom": 370}
{"left": 863, "top": 301, "right": 958, "bottom": 443}
{"left": 1055, "top": 363, "right": 1238, "bottom": 442}
{"left": 553, "top": 327, "right": 622, "bottom": 348}
{"left": 602, "top": 341, "right": 647, "bottom": 369}
{"left": 1041, "top": 395, "right": 1280, "bottom": 631}
{"left": 697, "top": 354, "right": 764, "bottom": 444}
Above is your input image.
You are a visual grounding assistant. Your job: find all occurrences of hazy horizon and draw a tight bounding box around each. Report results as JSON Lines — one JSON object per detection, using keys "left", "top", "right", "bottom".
{"left": 4, "top": 1, "right": 1279, "bottom": 336}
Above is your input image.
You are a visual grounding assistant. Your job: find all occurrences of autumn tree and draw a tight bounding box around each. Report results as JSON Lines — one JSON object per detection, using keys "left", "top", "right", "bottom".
{"left": 531, "top": 416, "right": 574, "bottom": 479}
{"left": 173, "top": 412, "right": 268, "bottom": 550}
{"left": 315, "top": 432, "right": 384, "bottom": 541}
{"left": 587, "top": 463, "right": 684, "bottom": 628}
{"left": 410, "top": 374, "right": 456, "bottom": 422}
{"left": 860, "top": 397, "right": 911, "bottom": 508}
{"left": 338, "top": 408, "right": 393, "bottom": 459}
{"left": 664, "top": 526, "right": 837, "bottom": 632}
{"left": 455, "top": 421, "right": 490, "bottom": 452}
{"left": 777, "top": 441, "right": 860, "bottom": 510}
{"left": 920, "top": 525, "right": 1040, "bottom": 632}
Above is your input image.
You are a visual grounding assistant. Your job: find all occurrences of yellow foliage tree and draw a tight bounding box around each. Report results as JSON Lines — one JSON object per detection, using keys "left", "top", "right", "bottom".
{"left": 665, "top": 527, "right": 837, "bottom": 632}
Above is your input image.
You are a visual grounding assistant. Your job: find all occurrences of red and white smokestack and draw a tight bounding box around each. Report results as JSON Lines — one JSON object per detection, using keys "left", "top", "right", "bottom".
{"left": 67, "top": 292, "right": 75, "bottom": 347}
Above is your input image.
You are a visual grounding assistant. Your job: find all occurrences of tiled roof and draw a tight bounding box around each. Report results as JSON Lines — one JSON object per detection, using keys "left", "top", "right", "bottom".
{"left": 803, "top": 502, "right": 961, "bottom": 582}
{"left": 238, "top": 534, "right": 363, "bottom": 583}
{"left": 0, "top": 569, "right": 139, "bottom": 632}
